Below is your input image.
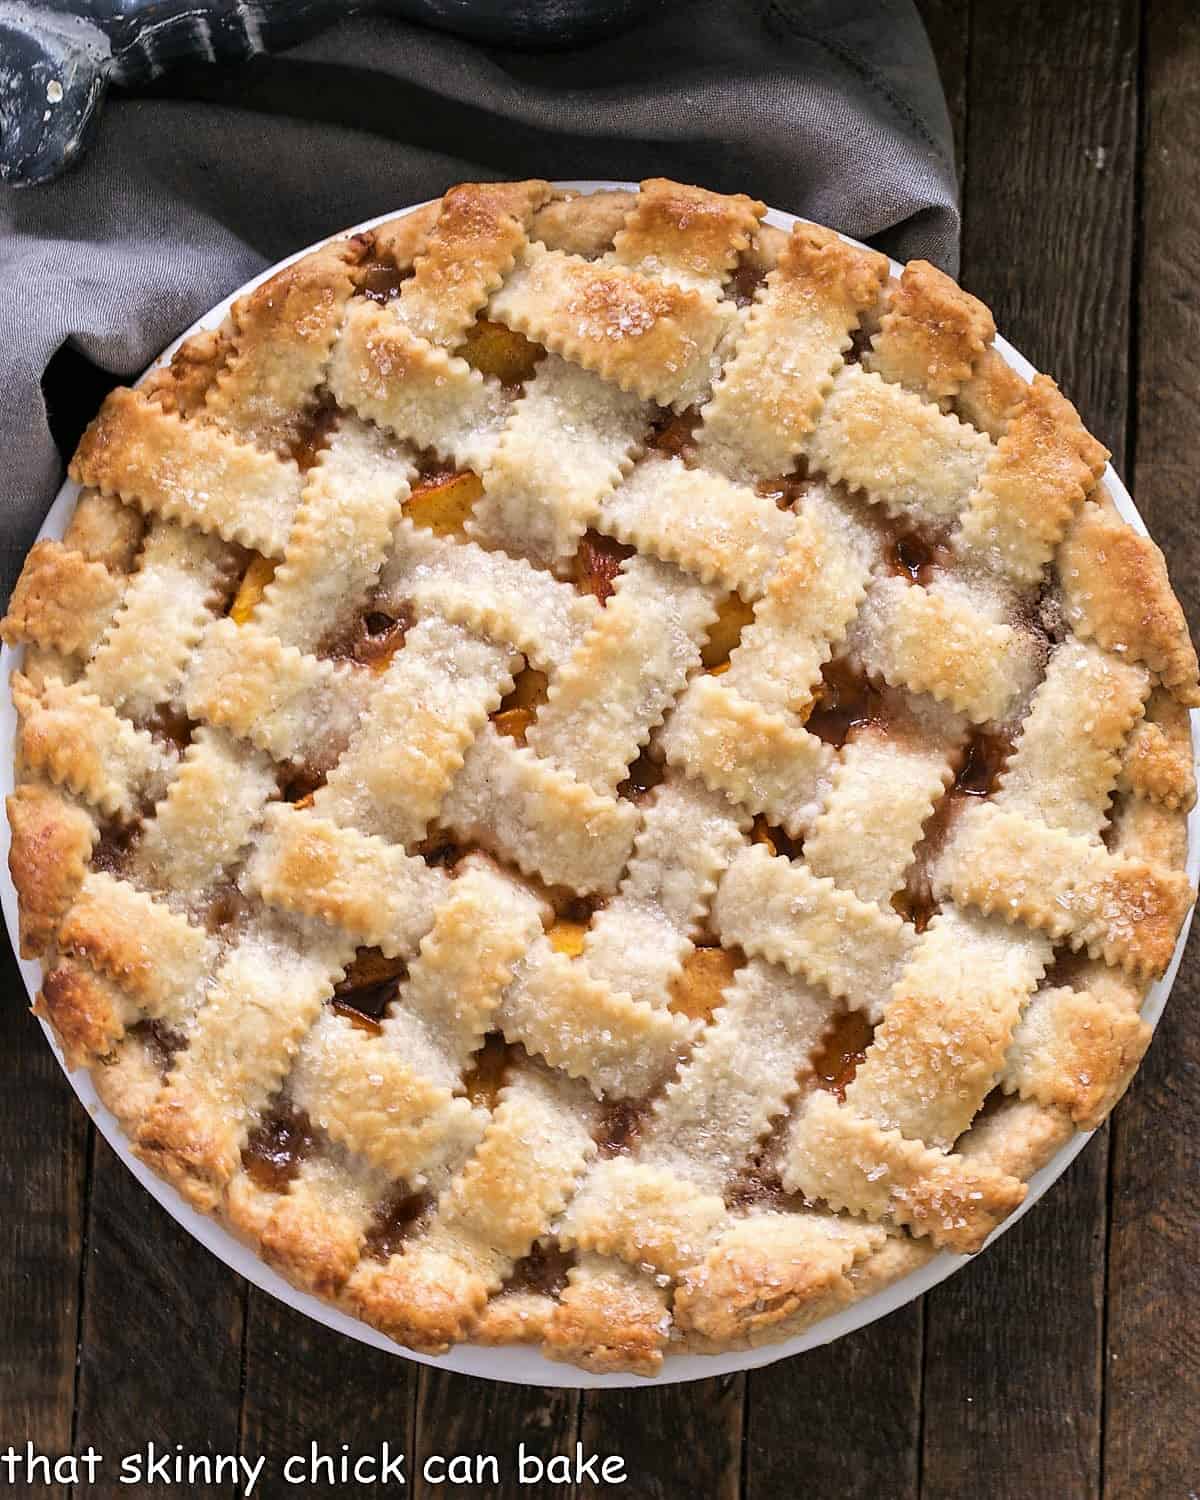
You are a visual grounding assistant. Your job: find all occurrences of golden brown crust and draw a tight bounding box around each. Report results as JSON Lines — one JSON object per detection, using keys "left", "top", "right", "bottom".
{"left": 866, "top": 258, "right": 995, "bottom": 400}
{"left": 1060, "top": 500, "right": 1200, "bottom": 704}
{"left": 133, "top": 1094, "right": 231, "bottom": 1213}
{"left": 140, "top": 327, "right": 234, "bottom": 417}
{"left": 366, "top": 199, "right": 443, "bottom": 272}
{"left": 259, "top": 1194, "right": 365, "bottom": 1298}
{"left": 474, "top": 1291, "right": 556, "bottom": 1347}
{"left": 673, "top": 1232, "right": 852, "bottom": 1345}
{"left": 6, "top": 784, "right": 95, "bottom": 957}
{"left": 543, "top": 1263, "right": 668, "bottom": 1375}
{"left": 398, "top": 180, "right": 552, "bottom": 347}
{"left": 347, "top": 1248, "right": 490, "bottom": 1354}
{"left": 1, "top": 541, "right": 122, "bottom": 655}
{"left": 202, "top": 237, "right": 367, "bottom": 456}
{"left": 34, "top": 959, "right": 127, "bottom": 1069}
{"left": 62, "top": 489, "right": 146, "bottom": 572}
{"left": 612, "top": 177, "right": 764, "bottom": 290}
{"left": 957, "top": 374, "right": 1109, "bottom": 582}
{"left": 954, "top": 343, "right": 1028, "bottom": 438}
{"left": 530, "top": 190, "right": 636, "bottom": 258}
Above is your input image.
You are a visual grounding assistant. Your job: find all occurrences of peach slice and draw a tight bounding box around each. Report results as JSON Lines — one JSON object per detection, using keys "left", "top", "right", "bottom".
{"left": 547, "top": 920, "right": 589, "bottom": 958}
{"left": 668, "top": 947, "right": 740, "bottom": 1023}
{"left": 572, "top": 531, "right": 634, "bottom": 605}
{"left": 230, "top": 555, "right": 277, "bottom": 624}
{"left": 406, "top": 471, "right": 484, "bottom": 537}
{"left": 492, "top": 667, "right": 549, "bottom": 744}
{"left": 701, "top": 591, "right": 755, "bottom": 668}
{"left": 459, "top": 319, "right": 544, "bottom": 385}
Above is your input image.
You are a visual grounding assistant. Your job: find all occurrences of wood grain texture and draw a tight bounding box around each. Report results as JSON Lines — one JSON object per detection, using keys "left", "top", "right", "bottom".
{"left": 71, "top": 1136, "right": 244, "bottom": 1499}
{"left": 920, "top": 2, "right": 1138, "bottom": 1496}
{"left": 745, "top": 1306, "right": 922, "bottom": 1500}
{"left": 414, "top": 1369, "right": 579, "bottom": 1500}
{"left": 1104, "top": 2, "right": 1200, "bottom": 1496}
{"left": 579, "top": 1374, "right": 743, "bottom": 1499}
{"left": 0, "top": 952, "right": 87, "bottom": 1477}
{"left": 240, "top": 1290, "right": 419, "bottom": 1499}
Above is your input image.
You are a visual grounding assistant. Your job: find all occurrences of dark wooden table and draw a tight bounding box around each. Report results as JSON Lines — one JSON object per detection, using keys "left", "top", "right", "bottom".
{"left": 2, "top": 2, "right": 1197, "bottom": 1495}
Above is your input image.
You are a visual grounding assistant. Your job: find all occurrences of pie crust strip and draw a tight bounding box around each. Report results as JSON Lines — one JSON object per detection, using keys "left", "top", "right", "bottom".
{"left": 595, "top": 454, "right": 794, "bottom": 598}
{"left": 326, "top": 301, "right": 510, "bottom": 471}
{"left": 694, "top": 223, "right": 889, "bottom": 481}
{"left": 440, "top": 726, "right": 639, "bottom": 894}
{"left": 245, "top": 804, "right": 448, "bottom": 956}
{"left": 252, "top": 415, "right": 415, "bottom": 653}
{"left": 185, "top": 619, "right": 372, "bottom": 770}
{"left": 312, "top": 616, "right": 519, "bottom": 846}
{"left": 202, "top": 237, "right": 364, "bottom": 454}
{"left": 526, "top": 557, "right": 719, "bottom": 795}
{"left": 378, "top": 519, "right": 601, "bottom": 671}
{"left": 348, "top": 1061, "right": 598, "bottom": 1353}
{"left": 70, "top": 388, "right": 306, "bottom": 557}
{"left": 713, "top": 844, "right": 917, "bottom": 1016}
{"left": 84, "top": 523, "right": 237, "bottom": 720}
{"left": 801, "top": 365, "right": 993, "bottom": 527}
{"left": 488, "top": 243, "right": 734, "bottom": 408}
{"left": 466, "top": 353, "right": 649, "bottom": 565}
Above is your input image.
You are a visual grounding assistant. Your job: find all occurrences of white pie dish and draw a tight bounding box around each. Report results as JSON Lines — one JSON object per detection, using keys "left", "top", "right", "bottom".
{"left": 2, "top": 182, "right": 1196, "bottom": 1388}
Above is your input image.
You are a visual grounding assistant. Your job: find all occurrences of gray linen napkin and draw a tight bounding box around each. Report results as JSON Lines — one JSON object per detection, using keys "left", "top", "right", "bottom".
{"left": 0, "top": 0, "right": 957, "bottom": 594}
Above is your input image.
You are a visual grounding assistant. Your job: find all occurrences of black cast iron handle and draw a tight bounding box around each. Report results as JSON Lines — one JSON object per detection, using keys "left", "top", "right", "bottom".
{"left": 0, "top": 0, "right": 655, "bottom": 187}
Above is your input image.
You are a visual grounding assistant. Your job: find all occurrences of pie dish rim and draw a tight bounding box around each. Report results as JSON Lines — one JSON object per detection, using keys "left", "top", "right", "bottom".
{"left": 2, "top": 179, "right": 1195, "bottom": 1389}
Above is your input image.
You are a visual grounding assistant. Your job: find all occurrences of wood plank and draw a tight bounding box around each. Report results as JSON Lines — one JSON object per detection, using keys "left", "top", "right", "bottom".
{"left": 240, "top": 1289, "right": 418, "bottom": 1499}
{"left": 0, "top": 955, "right": 88, "bottom": 1473}
{"left": 958, "top": 0, "right": 1140, "bottom": 453}
{"left": 745, "top": 1307, "right": 921, "bottom": 1500}
{"left": 579, "top": 1373, "right": 743, "bottom": 1500}
{"left": 414, "top": 1367, "right": 579, "bottom": 1500}
{"left": 922, "top": 2, "right": 1139, "bottom": 1497}
{"left": 922, "top": 1153, "right": 1109, "bottom": 1500}
{"left": 1104, "top": 1, "right": 1200, "bottom": 1493}
{"left": 72, "top": 1135, "right": 244, "bottom": 1499}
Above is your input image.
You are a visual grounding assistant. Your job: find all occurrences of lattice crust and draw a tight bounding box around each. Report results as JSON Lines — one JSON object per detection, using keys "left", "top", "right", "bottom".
{"left": 695, "top": 224, "right": 889, "bottom": 480}
{"left": 86, "top": 522, "right": 239, "bottom": 720}
{"left": 312, "top": 617, "right": 519, "bottom": 845}
{"left": 609, "top": 177, "right": 764, "bottom": 295}
{"left": 70, "top": 388, "right": 306, "bottom": 556}
{"left": 201, "top": 236, "right": 365, "bottom": 454}
{"left": 661, "top": 487, "right": 876, "bottom": 832}
{"left": 596, "top": 454, "right": 794, "bottom": 598}
{"left": 863, "top": 258, "right": 995, "bottom": 401}
{"left": 487, "top": 243, "right": 735, "bottom": 408}
{"left": 1, "top": 540, "right": 123, "bottom": 657}
{"left": 327, "top": 301, "right": 510, "bottom": 470}
{"left": 714, "top": 846, "right": 918, "bottom": 1018}
{"left": 389, "top": 180, "right": 552, "bottom": 347}
{"left": 526, "top": 556, "right": 718, "bottom": 794}
{"left": 253, "top": 416, "right": 415, "bottom": 653}
{"left": 378, "top": 520, "right": 601, "bottom": 669}
{"left": 802, "top": 366, "right": 994, "bottom": 527}
{"left": 7, "top": 179, "right": 1197, "bottom": 1377}
{"left": 1059, "top": 497, "right": 1200, "bottom": 702}
{"left": 185, "top": 618, "right": 374, "bottom": 770}
{"left": 466, "top": 354, "right": 649, "bottom": 565}
{"left": 15, "top": 675, "right": 174, "bottom": 819}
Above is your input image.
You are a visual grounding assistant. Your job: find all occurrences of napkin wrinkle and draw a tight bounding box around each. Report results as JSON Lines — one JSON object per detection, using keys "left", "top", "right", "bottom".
{"left": 1, "top": 1, "right": 958, "bottom": 595}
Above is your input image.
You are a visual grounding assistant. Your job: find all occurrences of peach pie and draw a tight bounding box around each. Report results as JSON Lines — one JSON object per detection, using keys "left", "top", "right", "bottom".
{"left": 4, "top": 179, "right": 1197, "bottom": 1376}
